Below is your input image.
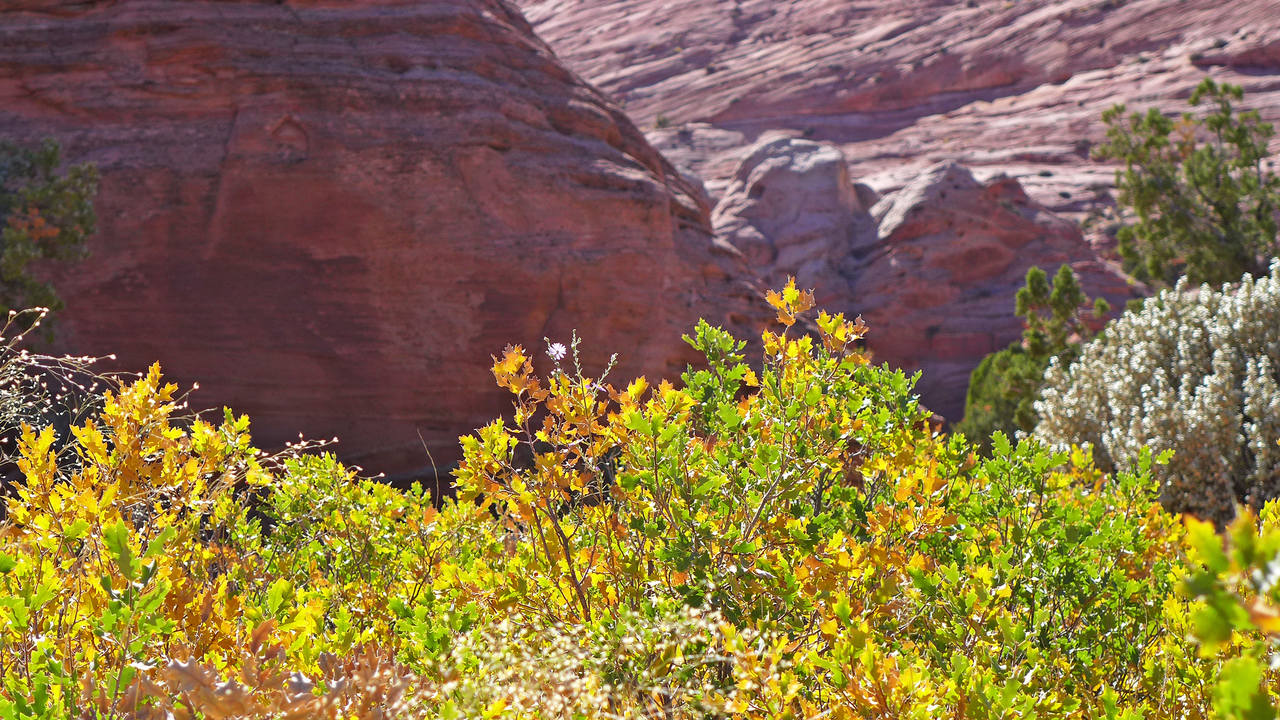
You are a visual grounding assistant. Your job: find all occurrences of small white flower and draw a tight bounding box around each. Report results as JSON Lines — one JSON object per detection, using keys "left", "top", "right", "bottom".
{"left": 546, "top": 342, "right": 567, "bottom": 361}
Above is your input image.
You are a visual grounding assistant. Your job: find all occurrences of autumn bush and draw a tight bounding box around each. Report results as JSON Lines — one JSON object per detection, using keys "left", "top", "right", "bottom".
{"left": 1, "top": 281, "right": 1279, "bottom": 718}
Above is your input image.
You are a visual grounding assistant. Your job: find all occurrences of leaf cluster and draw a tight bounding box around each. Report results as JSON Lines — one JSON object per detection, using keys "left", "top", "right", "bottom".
{"left": 1095, "top": 78, "right": 1280, "bottom": 287}
{"left": 0, "top": 140, "right": 97, "bottom": 335}
{"left": 1182, "top": 502, "right": 1280, "bottom": 720}
{"left": 957, "top": 265, "right": 1108, "bottom": 454}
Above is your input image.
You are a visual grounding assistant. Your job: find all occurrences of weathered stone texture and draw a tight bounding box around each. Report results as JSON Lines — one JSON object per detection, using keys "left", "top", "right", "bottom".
{"left": 0, "top": 0, "right": 760, "bottom": 477}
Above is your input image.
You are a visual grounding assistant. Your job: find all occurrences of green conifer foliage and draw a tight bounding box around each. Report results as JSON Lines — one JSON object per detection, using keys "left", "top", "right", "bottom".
{"left": 0, "top": 139, "right": 97, "bottom": 329}
{"left": 957, "top": 264, "right": 1108, "bottom": 452}
{"left": 1095, "top": 78, "right": 1279, "bottom": 287}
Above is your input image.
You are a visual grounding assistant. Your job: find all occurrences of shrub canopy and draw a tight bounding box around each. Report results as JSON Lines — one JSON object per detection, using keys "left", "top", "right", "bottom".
{"left": 1037, "top": 262, "right": 1280, "bottom": 526}
{"left": 0, "top": 282, "right": 1277, "bottom": 717}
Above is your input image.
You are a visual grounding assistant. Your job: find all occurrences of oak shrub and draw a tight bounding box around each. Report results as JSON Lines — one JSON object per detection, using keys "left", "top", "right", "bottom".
{"left": 0, "top": 281, "right": 1276, "bottom": 717}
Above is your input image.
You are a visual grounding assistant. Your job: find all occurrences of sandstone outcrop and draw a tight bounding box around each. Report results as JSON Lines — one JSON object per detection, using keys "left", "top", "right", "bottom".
{"left": 711, "top": 137, "right": 874, "bottom": 306}
{"left": 518, "top": 0, "right": 1278, "bottom": 419}
{"left": 712, "top": 139, "right": 1134, "bottom": 418}
{"left": 517, "top": 0, "right": 1280, "bottom": 215}
{"left": 859, "top": 162, "right": 1133, "bottom": 418}
{"left": 0, "top": 0, "right": 761, "bottom": 479}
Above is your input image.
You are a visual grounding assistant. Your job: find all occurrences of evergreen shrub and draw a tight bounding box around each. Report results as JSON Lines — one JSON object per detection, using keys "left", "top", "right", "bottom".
{"left": 1036, "top": 263, "right": 1280, "bottom": 525}
{"left": 1095, "top": 78, "right": 1280, "bottom": 287}
{"left": 957, "top": 264, "right": 1108, "bottom": 453}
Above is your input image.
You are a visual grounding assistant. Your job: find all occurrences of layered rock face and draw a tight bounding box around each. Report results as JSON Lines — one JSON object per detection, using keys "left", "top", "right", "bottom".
{"left": 517, "top": 0, "right": 1278, "bottom": 419}
{"left": 712, "top": 141, "right": 1134, "bottom": 419}
{"left": 858, "top": 162, "right": 1132, "bottom": 416}
{"left": 517, "top": 0, "right": 1280, "bottom": 213}
{"left": 0, "top": 0, "right": 760, "bottom": 478}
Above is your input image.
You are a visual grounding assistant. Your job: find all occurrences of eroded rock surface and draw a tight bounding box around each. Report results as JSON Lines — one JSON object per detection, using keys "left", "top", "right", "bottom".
{"left": 713, "top": 140, "right": 1134, "bottom": 417}
{"left": 518, "top": 0, "right": 1279, "bottom": 418}
{"left": 858, "top": 162, "right": 1133, "bottom": 417}
{"left": 517, "top": 0, "right": 1280, "bottom": 215}
{"left": 0, "top": 0, "right": 761, "bottom": 478}
{"left": 711, "top": 137, "right": 875, "bottom": 305}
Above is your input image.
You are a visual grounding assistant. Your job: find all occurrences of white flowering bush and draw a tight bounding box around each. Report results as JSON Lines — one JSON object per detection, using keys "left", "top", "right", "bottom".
{"left": 1035, "top": 262, "right": 1280, "bottom": 524}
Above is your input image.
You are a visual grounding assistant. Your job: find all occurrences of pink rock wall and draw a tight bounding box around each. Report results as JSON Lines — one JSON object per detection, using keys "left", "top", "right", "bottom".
{"left": 518, "top": 0, "right": 1280, "bottom": 419}
{"left": 518, "top": 0, "right": 1280, "bottom": 213}
{"left": 712, "top": 140, "right": 1134, "bottom": 419}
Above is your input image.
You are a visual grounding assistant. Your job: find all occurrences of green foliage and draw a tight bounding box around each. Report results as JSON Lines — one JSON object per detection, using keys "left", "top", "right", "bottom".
{"left": 957, "top": 264, "right": 1108, "bottom": 453}
{"left": 1095, "top": 78, "right": 1280, "bottom": 287}
{"left": 1182, "top": 503, "right": 1280, "bottom": 719}
{"left": 957, "top": 344, "right": 1041, "bottom": 451}
{"left": 0, "top": 139, "right": 96, "bottom": 334}
{"left": 0, "top": 278, "right": 1270, "bottom": 717}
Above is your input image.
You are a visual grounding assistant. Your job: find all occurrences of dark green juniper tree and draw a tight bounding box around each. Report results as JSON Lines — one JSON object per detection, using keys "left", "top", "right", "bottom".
{"left": 1095, "top": 78, "right": 1279, "bottom": 287}
{"left": 957, "top": 265, "right": 1109, "bottom": 453}
{"left": 0, "top": 139, "right": 97, "bottom": 330}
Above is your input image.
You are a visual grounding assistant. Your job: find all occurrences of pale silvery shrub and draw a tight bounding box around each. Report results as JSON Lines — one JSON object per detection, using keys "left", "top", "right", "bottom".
{"left": 1035, "top": 262, "right": 1280, "bottom": 524}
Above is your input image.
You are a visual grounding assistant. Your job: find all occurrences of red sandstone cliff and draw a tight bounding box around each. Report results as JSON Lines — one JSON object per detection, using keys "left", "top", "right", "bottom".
{"left": 8, "top": 0, "right": 1275, "bottom": 456}
{"left": 0, "top": 0, "right": 760, "bottom": 479}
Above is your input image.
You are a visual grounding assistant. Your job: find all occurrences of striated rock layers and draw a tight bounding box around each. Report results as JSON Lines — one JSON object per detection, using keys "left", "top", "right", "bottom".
{"left": 515, "top": 0, "right": 1278, "bottom": 419}
{"left": 0, "top": 0, "right": 761, "bottom": 479}
{"left": 712, "top": 139, "right": 1135, "bottom": 419}
{"left": 517, "top": 0, "right": 1280, "bottom": 215}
